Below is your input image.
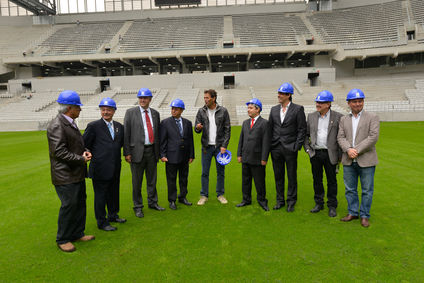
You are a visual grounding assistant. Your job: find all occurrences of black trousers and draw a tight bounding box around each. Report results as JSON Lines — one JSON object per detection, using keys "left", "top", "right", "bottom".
{"left": 310, "top": 150, "right": 338, "bottom": 208}
{"left": 165, "top": 162, "right": 189, "bottom": 202}
{"left": 241, "top": 163, "right": 268, "bottom": 207}
{"left": 54, "top": 181, "right": 86, "bottom": 244}
{"left": 130, "top": 146, "right": 158, "bottom": 210}
{"left": 92, "top": 169, "right": 121, "bottom": 228}
{"left": 271, "top": 145, "right": 298, "bottom": 206}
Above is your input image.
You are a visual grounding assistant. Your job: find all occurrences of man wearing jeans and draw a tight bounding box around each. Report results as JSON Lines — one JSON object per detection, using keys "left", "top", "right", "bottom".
{"left": 337, "top": 89, "right": 380, "bottom": 227}
{"left": 195, "top": 89, "right": 231, "bottom": 205}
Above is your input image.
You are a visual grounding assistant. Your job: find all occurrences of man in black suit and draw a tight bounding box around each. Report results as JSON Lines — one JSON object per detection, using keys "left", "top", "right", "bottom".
{"left": 124, "top": 88, "right": 165, "bottom": 218}
{"left": 268, "top": 82, "right": 306, "bottom": 212}
{"left": 160, "top": 99, "right": 195, "bottom": 210}
{"left": 83, "top": 98, "right": 126, "bottom": 231}
{"left": 236, "top": 98, "right": 270, "bottom": 211}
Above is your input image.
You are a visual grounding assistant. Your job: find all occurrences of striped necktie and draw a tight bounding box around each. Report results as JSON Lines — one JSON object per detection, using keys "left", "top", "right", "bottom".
{"left": 108, "top": 122, "right": 114, "bottom": 140}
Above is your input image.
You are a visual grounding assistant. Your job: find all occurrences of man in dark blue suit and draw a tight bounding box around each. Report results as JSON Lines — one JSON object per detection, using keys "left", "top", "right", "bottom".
{"left": 83, "top": 98, "right": 126, "bottom": 231}
{"left": 160, "top": 99, "right": 195, "bottom": 210}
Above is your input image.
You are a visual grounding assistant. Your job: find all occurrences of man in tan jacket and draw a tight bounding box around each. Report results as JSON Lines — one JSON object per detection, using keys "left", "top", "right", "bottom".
{"left": 337, "top": 89, "right": 380, "bottom": 228}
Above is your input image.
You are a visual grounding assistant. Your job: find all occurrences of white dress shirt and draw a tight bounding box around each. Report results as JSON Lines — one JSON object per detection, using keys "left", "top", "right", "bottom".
{"left": 208, "top": 108, "right": 217, "bottom": 145}
{"left": 139, "top": 106, "right": 154, "bottom": 145}
{"left": 351, "top": 111, "right": 362, "bottom": 147}
{"left": 315, "top": 111, "right": 330, "bottom": 149}
{"left": 280, "top": 102, "right": 291, "bottom": 124}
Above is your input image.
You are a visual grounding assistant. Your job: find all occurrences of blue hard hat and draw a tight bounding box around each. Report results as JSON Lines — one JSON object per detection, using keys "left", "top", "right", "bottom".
{"left": 57, "top": 90, "right": 83, "bottom": 106}
{"left": 137, "top": 88, "right": 153, "bottom": 98}
{"left": 246, "top": 98, "right": 262, "bottom": 111}
{"left": 315, "top": 90, "right": 334, "bottom": 102}
{"left": 277, "top": 83, "right": 294, "bottom": 94}
{"left": 346, "top": 88, "right": 365, "bottom": 101}
{"left": 170, "top": 98, "right": 185, "bottom": 109}
{"left": 99, "top": 97, "right": 117, "bottom": 109}
{"left": 216, "top": 150, "right": 232, "bottom": 166}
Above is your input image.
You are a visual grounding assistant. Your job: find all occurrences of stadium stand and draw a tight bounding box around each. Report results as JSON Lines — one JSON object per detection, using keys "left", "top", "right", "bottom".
{"left": 0, "top": 25, "right": 51, "bottom": 56}
{"left": 410, "top": 0, "right": 424, "bottom": 26}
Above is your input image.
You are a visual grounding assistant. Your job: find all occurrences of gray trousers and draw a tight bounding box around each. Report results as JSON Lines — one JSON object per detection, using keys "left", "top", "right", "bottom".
{"left": 130, "top": 146, "right": 158, "bottom": 210}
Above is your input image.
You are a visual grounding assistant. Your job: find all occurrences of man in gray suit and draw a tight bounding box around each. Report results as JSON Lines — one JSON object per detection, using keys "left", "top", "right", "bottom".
{"left": 337, "top": 89, "right": 380, "bottom": 228}
{"left": 304, "top": 90, "right": 343, "bottom": 217}
{"left": 124, "top": 88, "right": 165, "bottom": 218}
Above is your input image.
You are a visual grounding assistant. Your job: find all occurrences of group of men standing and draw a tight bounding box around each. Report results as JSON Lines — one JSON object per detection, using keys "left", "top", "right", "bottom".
{"left": 47, "top": 83, "right": 379, "bottom": 253}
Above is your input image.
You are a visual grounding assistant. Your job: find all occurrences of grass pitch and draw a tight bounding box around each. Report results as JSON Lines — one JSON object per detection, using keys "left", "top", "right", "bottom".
{"left": 0, "top": 122, "right": 423, "bottom": 282}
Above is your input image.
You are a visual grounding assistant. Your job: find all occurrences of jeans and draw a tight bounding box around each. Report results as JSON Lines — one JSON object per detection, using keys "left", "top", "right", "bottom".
{"left": 343, "top": 162, "right": 375, "bottom": 218}
{"left": 201, "top": 146, "right": 225, "bottom": 197}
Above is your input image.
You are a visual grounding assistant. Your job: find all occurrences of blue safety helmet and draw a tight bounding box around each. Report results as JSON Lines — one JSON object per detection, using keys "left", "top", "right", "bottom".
{"left": 315, "top": 90, "right": 334, "bottom": 102}
{"left": 216, "top": 150, "right": 232, "bottom": 166}
{"left": 346, "top": 88, "right": 365, "bottom": 101}
{"left": 170, "top": 98, "right": 185, "bottom": 109}
{"left": 99, "top": 97, "right": 117, "bottom": 109}
{"left": 137, "top": 88, "right": 153, "bottom": 98}
{"left": 246, "top": 98, "right": 262, "bottom": 111}
{"left": 57, "top": 90, "right": 83, "bottom": 106}
{"left": 277, "top": 82, "right": 294, "bottom": 94}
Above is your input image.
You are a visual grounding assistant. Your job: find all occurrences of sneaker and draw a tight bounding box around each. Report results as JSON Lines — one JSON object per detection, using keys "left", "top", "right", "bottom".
{"left": 217, "top": 195, "right": 228, "bottom": 204}
{"left": 197, "top": 196, "right": 208, "bottom": 205}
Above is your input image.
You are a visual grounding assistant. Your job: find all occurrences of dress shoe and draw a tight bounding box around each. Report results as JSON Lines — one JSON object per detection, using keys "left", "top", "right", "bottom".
{"left": 57, "top": 242, "right": 76, "bottom": 252}
{"left": 273, "top": 203, "right": 285, "bottom": 210}
{"left": 361, "top": 217, "right": 370, "bottom": 228}
{"left": 169, "top": 201, "right": 177, "bottom": 210}
{"left": 179, "top": 198, "right": 192, "bottom": 206}
{"left": 149, "top": 203, "right": 165, "bottom": 211}
{"left": 260, "top": 204, "right": 270, "bottom": 211}
{"left": 135, "top": 210, "right": 144, "bottom": 218}
{"left": 236, "top": 201, "right": 251, "bottom": 207}
{"left": 100, "top": 225, "right": 117, "bottom": 231}
{"left": 197, "top": 196, "right": 208, "bottom": 205}
{"left": 286, "top": 204, "right": 295, "bottom": 212}
{"left": 328, "top": 207, "right": 337, "bottom": 217}
{"left": 340, "top": 214, "right": 359, "bottom": 222}
{"left": 310, "top": 204, "right": 324, "bottom": 213}
{"left": 75, "top": 235, "right": 95, "bottom": 242}
{"left": 217, "top": 195, "right": 228, "bottom": 204}
{"left": 109, "top": 217, "right": 127, "bottom": 223}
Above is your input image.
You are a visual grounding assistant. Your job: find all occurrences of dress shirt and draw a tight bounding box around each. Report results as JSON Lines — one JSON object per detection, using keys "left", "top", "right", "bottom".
{"left": 175, "top": 118, "right": 183, "bottom": 136}
{"left": 139, "top": 106, "right": 154, "bottom": 145}
{"left": 208, "top": 108, "right": 217, "bottom": 145}
{"left": 250, "top": 115, "right": 260, "bottom": 127}
{"left": 315, "top": 111, "right": 330, "bottom": 149}
{"left": 103, "top": 119, "right": 114, "bottom": 139}
{"left": 280, "top": 102, "right": 291, "bottom": 124}
{"left": 62, "top": 114, "right": 77, "bottom": 129}
{"left": 351, "top": 110, "right": 362, "bottom": 147}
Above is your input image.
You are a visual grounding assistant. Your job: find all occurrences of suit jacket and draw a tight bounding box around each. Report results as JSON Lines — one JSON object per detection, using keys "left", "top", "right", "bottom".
{"left": 268, "top": 102, "right": 307, "bottom": 153}
{"left": 337, "top": 110, "right": 380, "bottom": 167}
{"left": 47, "top": 114, "right": 87, "bottom": 186}
{"left": 304, "top": 109, "right": 343, "bottom": 165}
{"left": 83, "top": 119, "right": 124, "bottom": 181}
{"left": 159, "top": 117, "right": 195, "bottom": 164}
{"left": 237, "top": 116, "right": 270, "bottom": 165}
{"left": 123, "top": 106, "right": 160, "bottom": 163}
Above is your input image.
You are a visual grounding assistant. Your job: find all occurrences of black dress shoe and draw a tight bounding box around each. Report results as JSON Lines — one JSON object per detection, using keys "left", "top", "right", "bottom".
{"left": 169, "top": 201, "right": 177, "bottom": 210}
{"left": 236, "top": 201, "right": 251, "bottom": 207}
{"left": 149, "top": 204, "right": 165, "bottom": 211}
{"left": 273, "top": 203, "right": 285, "bottom": 210}
{"left": 135, "top": 210, "right": 144, "bottom": 218}
{"left": 328, "top": 207, "right": 337, "bottom": 217}
{"left": 260, "top": 205, "right": 270, "bottom": 211}
{"left": 178, "top": 198, "right": 192, "bottom": 206}
{"left": 109, "top": 218, "right": 127, "bottom": 223}
{"left": 100, "top": 225, "right": 117, "bottom": 231}
{"left": 287, "top": 204, "right": 295, "bottom": 212}
{"left": 310, "top": 204, "right": 324, "bottom": 213}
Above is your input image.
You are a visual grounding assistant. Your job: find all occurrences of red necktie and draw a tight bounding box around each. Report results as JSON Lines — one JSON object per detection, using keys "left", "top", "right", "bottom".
{"left": 250, "top": 118, "right": 254, "bottom": 129}
{"left": 145, "top": 110, "right": 154, "bottom": 144}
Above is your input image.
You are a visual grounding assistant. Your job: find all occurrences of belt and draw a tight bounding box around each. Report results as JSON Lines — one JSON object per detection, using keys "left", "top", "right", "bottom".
{"left": 144, "top": 144, "right": 154, "bottom": 148}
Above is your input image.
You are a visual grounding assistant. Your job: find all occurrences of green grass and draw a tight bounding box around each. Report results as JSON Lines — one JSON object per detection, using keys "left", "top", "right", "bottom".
{"left": 0, "top": 122, "right": 423, "bottom": 282}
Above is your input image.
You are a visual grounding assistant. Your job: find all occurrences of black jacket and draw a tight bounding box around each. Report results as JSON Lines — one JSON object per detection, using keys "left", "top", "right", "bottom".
{"left": 237, "top": 116, "right": 270, "bottom": 165}
{"left": 194, "top": 104, "right": 231, "bottom": 148}
{"left": 159, "top": 117, "right": 195, "bottom": 164}
{"left": 47, "top": 114, "right": 87, "bottom": 186}
{"left": 83, "top": 119, "right": 124, "bottom": 180}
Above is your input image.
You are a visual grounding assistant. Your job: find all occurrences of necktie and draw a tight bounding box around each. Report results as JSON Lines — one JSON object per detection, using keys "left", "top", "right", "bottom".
{"left": 250, "top": 118, "right": 254, "bottom": 129}
{"left": 176, "top": 119, "right": 183, "bottom": 136}
{"left": 108, "top": 122, "right": 114, "bottom": 140}
{"left": 145, "top": 110, "right": 154, "bottom": 144}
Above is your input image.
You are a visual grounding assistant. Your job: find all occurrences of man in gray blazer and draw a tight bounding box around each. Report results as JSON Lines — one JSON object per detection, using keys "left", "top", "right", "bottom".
{"left": 304, "top": 91, "right": 343, "bottom": 217}
{"left": 123, "top": 88, "right": 165, "bottom": 218}
{"left": 337, "top": 89, "right": 380, "bottom": 228}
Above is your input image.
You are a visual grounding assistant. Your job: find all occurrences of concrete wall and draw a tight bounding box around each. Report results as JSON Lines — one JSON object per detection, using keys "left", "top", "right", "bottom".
{"left": 332, "top": 0, "right": 398, "bottom": 10}
{"left": 333, "top": 58, "right": 355, "bottom": 78}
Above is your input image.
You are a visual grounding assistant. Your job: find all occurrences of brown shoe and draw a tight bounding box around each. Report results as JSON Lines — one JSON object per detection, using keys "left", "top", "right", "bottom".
{"left": 57, "top": 242, "right": 76, "bottom": 252}
{"left": 75, "top": 235, "right": 95, "bottom": 242}
{"left": 340, "top": 214, "right": 359, "bottom": 222}
{"left": 361, "top": 218, "right": 370, "bottom": 228}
